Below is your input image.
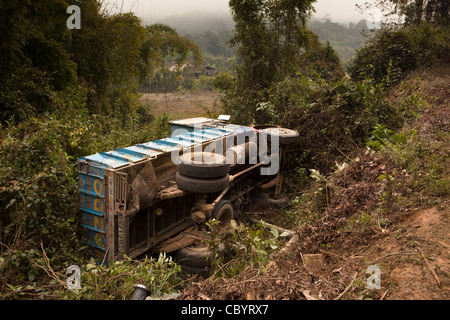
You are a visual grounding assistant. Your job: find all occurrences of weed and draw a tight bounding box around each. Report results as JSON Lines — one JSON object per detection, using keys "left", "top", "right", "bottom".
{"left": 342, "top": 212, "right": 378, "bottom": 233}
{"left": 206, "top": 219, "right": 284, "bottom": 278}
{"left": 59, "top": 253, "right": 182, "bottom": 300}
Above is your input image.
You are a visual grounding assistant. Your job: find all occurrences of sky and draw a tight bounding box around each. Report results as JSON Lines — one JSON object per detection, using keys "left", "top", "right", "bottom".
{"left": 108, "top": 0, "right": 377, "bottom": 24}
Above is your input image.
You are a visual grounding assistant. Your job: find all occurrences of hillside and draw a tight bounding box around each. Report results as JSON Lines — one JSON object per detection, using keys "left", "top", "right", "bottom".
{"left": 1, "top": 1, "right": 447, "bottom": 302}
{"left": 154, "top": 12, "right": 370, "bottom": 63}
{"left": 177, "top": 64, "right": 450, "bottom": 300}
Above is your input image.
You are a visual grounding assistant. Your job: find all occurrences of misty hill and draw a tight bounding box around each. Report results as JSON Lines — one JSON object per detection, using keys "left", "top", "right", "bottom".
{"left": 146, "top": 11, "right": 369, "bottom": 63}
{"left": 308, "top": 19, "right": 368, "bottom": 63}
{"left": 149, "top": 11, "right": 234, "bottom": 34}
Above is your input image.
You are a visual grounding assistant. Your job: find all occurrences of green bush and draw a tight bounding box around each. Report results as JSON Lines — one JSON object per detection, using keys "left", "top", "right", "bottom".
{"left": 59, "top": 254, "right": 182, "bottom": 300}
{"left": 349, "top": 23, "right": 450, "bottom": 85}
{"left": 0, "top": 81, "right": 172, "bottom": 297}
{"left": 278, "top": 75, "right": 401, "bottom": 173}
{"left": 0, "top": 117, "right": 83, "bottom": 290}
{"left": 207, "top": 220, "right": 284, "bottom": 278}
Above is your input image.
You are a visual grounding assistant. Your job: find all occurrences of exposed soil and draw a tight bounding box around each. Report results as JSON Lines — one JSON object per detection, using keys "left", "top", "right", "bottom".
{"left": 176, "top": 158, "right": 449, "bottom": 300}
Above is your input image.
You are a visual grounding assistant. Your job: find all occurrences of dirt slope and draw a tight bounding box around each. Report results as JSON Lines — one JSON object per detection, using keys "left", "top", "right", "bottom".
{"left": 177, "top": 64, "right": 449, "bottom": 300}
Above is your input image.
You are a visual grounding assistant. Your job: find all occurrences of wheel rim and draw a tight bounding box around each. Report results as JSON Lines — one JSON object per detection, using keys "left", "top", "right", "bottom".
{"left": 180, "top": 152, "right": 226, "bottom": 165}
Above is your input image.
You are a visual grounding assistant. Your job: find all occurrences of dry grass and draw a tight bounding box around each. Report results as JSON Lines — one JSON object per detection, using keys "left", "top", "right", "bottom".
{"left": 140, "top": 89, "right": 222, "bottom": 120}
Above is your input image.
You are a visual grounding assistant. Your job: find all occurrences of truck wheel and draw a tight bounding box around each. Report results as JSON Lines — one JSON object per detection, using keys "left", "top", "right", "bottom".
{"left": 177, "top": 152, "right": 230, "bottom": 179}
{"left": 176, "top": 172, "right": 229, "bottom": 193}
{"left": 177, "top": 261, "right": 211, "bottom": 278}
{"left": 211, "top": 200, "right": 234, "bottom": 234}
{"left": 173, "top": 242, "right": 224, "bottom": 267}
{"left": 262, "top": 127, "right": 299, "bottom": 145}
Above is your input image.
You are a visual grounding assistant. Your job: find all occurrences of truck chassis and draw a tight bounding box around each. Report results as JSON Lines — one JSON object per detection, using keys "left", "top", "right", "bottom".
{"left": 78, "top": 117, "right": 298, "bottom": 270}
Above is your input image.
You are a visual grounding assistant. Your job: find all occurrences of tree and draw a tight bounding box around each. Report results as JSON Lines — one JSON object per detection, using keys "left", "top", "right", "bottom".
{"left": 69, "top": 1, "right": 149, "bottom": 118}
{"left": 217, "top": 0, "right": 317, "bottom": 124}
{"left": 140, "top": 24, "right": 202, "bottom": 93}
{"left": 230, "top": 0, "right": 316, "bottom": 89}
{"left": 363, "top": 0, "right": 449, "bottom": 25}
{"left": 0, "top": 0, "right": 77, "bottom": 122}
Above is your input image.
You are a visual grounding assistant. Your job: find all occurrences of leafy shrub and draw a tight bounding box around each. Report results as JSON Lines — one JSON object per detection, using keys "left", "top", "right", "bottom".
{"left": 279, "top": 76, "right": 401, "bottom": 173}
{"left": 0, "top": 81, "right": 173, "bottom": 296}
{"left": 349, "top": 23, "right": 450, "bottom": 85}
{"left": 207, "top": 220, "right": 284, "bottom": 278}
{"left": 59, "top": 254, "right": 182, "bottom": 300}
{"left": 0, "top": 64, "right": 54, "bottom": 124}
{"left": 0, "top": 117, "right": 83, "bottom": 290}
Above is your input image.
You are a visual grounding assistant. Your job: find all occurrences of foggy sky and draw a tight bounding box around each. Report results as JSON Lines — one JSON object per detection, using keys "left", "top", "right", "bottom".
{"left": 109, "top": 0, "right": 375, "bottom": 24}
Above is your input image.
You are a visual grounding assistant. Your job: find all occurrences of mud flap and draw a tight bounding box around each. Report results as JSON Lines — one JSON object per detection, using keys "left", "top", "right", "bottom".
{"left": 131, "top": 161, "right": 158, "bottom": 209}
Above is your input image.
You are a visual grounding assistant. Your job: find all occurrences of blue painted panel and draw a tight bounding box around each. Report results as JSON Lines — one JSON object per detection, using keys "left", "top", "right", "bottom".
{"left": 141, "top": 141, "right": 179, "bottom": 152}
{"left": 83, "top": 227, "right": 106, "bottom": 250}
{"left": 123, "top": 145, "right": 162, "bottom": 157}
{"left": 79, "top": 173, "right": 105, "bottom": 197}
{"left": 81, "top": 211, "right": 106, "bottom": 232}
{"left": 80, "top": 153, "right": 128, "bottom": 169}
{"left": 164, "top": 137, "right": 196, "bottom": 147}
{"left": 80, "top": 192, "right": 105, "bottom": 215}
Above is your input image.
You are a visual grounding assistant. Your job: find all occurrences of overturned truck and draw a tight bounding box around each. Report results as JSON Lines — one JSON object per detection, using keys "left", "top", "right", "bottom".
{"left": 78, "top": 117, "right": 298, "bottom": 274}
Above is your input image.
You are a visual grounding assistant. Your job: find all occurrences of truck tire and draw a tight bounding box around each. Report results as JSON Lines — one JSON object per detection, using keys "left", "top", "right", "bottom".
{"left": 173, "top": 242, "right": 224, "bottom": 267}
{"left": 211, "top": 200, "right": 234, "bottom": 234}
{"left": 175, "top": 172, "right": 229, "bottom": 193}
{"left": 178, "top": 261, "right": 211, "bottom": 278}
{"left": 177, "top": 152, "right": 230, "bottom": 179}
{"left": 262, "top": 127, "right": 299, "bottom": 145}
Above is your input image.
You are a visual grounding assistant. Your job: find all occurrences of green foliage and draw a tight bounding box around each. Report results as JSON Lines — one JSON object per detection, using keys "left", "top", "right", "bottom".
{"left": 152, "top": 112, "right": 171, "bottom": 139}
{"left": 0, "top": 64, "right": 54, "bottom": 123}
{"left": 70, "top": 7, "right": 147, "bottom": 119}
{"left": 140, "top": 23, "right": 203, "bottom": 93}
{"left": 0, "top": 117, "right": 83, "bottom": 290}
{"left": 277, "top": 75, "right": 401, "bottom": 173}
{"left": 0, "top": 0, "right": 153, "bottom": 125}
{"left": 59, "top": 254, "right": 182, "bottom": 300}
{"left": 297, "top": 35, "right": 346, "bottom": 82}
{"left": 307, "top": 19, "right": 368, "bottom": 64}
{"left": 366, "top": 124, "right": 410, "bottom": 150}
{"left": 194, "top": 75, "right": 215, "bottom": 91}
{"left": 206, "top": 219, "right": 284, "bottom": 278}
{"left": 380, "top": 127, "right": 450, "bottom": 202}
{"left": 363, "top": 0, "right": 449, "bottom": 26}
{"left": 222, "top": 0, "right": 316, "bottom": 123}
{"left": 348, "top": 23, "right": 450, "bottom": 85}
